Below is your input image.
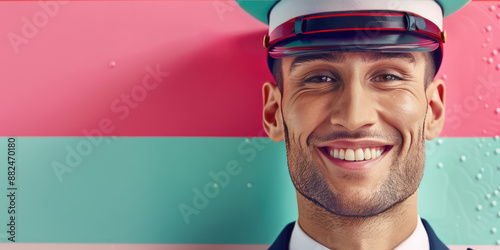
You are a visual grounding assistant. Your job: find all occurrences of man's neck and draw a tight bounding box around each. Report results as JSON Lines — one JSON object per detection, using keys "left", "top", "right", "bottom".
{"left": 296, "top": 191, "right": 419, "bottom": 250}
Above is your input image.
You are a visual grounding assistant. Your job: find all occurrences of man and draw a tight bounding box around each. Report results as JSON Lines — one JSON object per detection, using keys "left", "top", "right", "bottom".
{"left": 237, "top": 0, "right": 470, "bottom": 249}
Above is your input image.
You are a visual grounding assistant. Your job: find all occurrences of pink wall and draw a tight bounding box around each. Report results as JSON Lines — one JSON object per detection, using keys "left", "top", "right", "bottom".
{"left": 0, "top": 1, "right": 499, "bottom": 137}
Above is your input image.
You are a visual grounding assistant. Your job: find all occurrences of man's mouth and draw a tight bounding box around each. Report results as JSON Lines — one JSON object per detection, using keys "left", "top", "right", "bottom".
{"left": 318, "top": 144, "right": 393, "bottom": 171}
{"left": 321, "top": 146, "right": 388, "bottom": 162}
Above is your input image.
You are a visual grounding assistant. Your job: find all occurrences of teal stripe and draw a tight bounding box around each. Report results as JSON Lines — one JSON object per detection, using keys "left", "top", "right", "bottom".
{"left": 420, "top": 137, "right": 500, "bottom": 245}
{"left": 0, "top": 137, "right": 498, "bottom": 244}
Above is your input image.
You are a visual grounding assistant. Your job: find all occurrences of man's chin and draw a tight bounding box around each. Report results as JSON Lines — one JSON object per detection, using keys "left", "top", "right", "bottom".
{"left": 296, "top": 180, "right": 415, "bottom": 218}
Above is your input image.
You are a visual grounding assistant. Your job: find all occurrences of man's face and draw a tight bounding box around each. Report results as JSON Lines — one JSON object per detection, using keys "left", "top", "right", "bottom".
{"left": 276, "top": 52, "right": 440, "bottom": 217}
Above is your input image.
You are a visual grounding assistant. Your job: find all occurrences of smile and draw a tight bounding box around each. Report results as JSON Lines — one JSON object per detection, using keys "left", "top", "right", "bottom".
{"left": 325, "top": 146, "right": 386, "bottom": 161}
{"left": 317, "top": 142, "right": 393, "bottom": 171}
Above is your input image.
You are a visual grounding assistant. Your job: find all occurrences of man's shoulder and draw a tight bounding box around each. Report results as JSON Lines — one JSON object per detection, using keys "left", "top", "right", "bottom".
{"left": 421, "top": 218, "right": 449, "bottom": 250}
{"left": 268, "top": 221, "right": 295, "bottom": 250}
{"left": 268, "top": 219, "right": 449, "bottom": 250}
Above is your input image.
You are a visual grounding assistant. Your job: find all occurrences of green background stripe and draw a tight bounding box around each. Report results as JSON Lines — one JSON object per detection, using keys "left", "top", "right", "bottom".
{"left": 0, "top": 137, "right": 499, "bottom": 245}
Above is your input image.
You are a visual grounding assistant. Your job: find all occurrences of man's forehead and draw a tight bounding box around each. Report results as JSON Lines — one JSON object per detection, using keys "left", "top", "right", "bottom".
{"left": 285, "top": 52, "right": 420, "bottom": 74}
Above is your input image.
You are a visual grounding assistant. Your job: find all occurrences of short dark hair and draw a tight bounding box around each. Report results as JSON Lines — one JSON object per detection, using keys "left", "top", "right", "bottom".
{"left": 271, "top": 52, "right": 436, "bottom": 93}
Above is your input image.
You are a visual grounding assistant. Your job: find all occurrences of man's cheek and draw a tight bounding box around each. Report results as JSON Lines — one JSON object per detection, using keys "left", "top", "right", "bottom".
{"left": 380, "top": 93, "right": 425, "bottom": 128}
{"left": 379, "top": 94, "right": 426, "bottom": 152}
{"left": 286, "top": 107, "right": 316, "bottom": 134}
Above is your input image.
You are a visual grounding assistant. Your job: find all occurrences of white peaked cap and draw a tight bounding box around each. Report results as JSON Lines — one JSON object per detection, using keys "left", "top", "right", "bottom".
{"left": 269, "top": 0, "right": 444, "bottom": 34}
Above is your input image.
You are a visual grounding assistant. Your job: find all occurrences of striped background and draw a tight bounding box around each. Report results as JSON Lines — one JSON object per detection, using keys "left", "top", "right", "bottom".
{"left": 0, "top": 0, "right": 499, "bottom": 249}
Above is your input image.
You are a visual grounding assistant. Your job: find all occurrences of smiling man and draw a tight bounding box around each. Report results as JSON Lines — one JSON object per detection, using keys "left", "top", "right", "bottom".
{"left": 237, "top": 0, "right": 470, "bottom": 249}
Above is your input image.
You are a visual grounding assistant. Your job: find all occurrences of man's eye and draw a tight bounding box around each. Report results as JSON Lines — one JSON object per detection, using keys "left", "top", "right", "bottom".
{"left": 373, "top": 74, "right": 403, "bottom": 82}
{"left": 304, "top": 75, "right": 335, "bottom": 83}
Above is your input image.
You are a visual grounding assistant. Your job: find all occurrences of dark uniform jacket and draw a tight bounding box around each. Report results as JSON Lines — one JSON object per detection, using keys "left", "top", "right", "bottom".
{"left": 269, "top": 218, "right": 449, "bottom": 250}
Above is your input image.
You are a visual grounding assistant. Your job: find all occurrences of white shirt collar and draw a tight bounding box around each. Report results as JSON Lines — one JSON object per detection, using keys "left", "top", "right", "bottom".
{"left": 289, "top": 216, "right": 430, "bottom": 250}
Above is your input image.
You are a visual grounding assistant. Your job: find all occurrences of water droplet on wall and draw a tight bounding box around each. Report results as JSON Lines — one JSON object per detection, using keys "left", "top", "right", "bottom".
{"left": 477, "top": 205, "right": 483, "bottom": 211}
{"left": 477, "top": 173, "right": 483, "bottom": 180}
{"left": 460, "top": 155, "right": 467, "bottom": 162}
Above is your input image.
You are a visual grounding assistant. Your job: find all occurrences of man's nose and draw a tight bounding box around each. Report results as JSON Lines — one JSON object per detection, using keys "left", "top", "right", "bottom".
{"left": 330, "top": 78, "right": 378, "bottom": 131}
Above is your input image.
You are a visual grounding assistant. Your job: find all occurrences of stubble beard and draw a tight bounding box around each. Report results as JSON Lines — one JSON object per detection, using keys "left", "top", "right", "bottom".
{"left": 283, "top": 120, "right": 426, "bottom": 218}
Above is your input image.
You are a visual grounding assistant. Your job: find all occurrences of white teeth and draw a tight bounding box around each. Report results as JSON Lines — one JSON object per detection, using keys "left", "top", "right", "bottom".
{"left": 364, "top": 148, "right": 371, "bottom": 160}
{"left": 354, "top": 148, "right": 364, "bottom": 161}
{"left": 345, "top": 149, "right": 355, "bottom": 161}
{"left": 327, "top": 147, "right": 386, "bottom": 161}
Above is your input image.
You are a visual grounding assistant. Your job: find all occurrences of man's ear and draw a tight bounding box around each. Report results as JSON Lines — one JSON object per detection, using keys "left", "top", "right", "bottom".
{"left": 262, "top": 81, "right": 285, "bottom": 142}
{"left": 425, "top": 78, "right": 446, "bottom": 140}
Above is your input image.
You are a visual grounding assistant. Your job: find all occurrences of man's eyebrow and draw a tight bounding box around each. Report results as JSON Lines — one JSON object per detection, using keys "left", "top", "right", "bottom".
{"left": 363, "top": 52, "right": 416, "bottom": 64}
{"left": 289, "top": 53, "right": 345, "bottom": 74}
{"left": 288, "top": 52, "right": 416, "bottom": 74}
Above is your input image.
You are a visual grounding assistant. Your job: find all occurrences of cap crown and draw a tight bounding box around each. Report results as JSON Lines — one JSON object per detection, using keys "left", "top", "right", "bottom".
{"left": 237, "top": 0, "right": 471, "bottom": 24}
